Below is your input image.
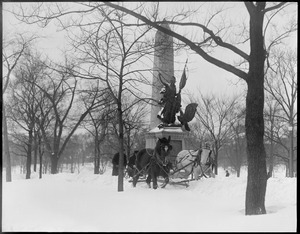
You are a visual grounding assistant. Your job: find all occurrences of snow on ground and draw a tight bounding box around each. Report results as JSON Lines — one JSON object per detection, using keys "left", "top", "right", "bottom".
{"left": 2, "top": 164, "right": 297, "bottom": 232}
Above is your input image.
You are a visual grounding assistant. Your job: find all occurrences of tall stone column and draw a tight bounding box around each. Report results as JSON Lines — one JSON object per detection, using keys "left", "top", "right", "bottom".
{"left": 150, "top": 22, "right": 174, "bottom": 129}
{"left": 146, "top": 22, "right": 189, "bottom": 163}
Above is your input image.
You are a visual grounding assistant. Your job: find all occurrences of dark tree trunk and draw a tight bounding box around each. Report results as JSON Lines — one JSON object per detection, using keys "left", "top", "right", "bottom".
{"left": 245, "top": 5, "right": 268, "bottom": 215}
{"left": 213, "top": 143, "right": 219, "bottom": 175}
{"left": 235, "top": 139, "right": 241, "bottom": 178}
{"left": 214, "top": 152, "right": 218, "bottom": 175}
{"left": 117, "top": 102, "right": 125, "bottom": 192}
{"left": 26, "top": 129, "right": 33, "bottom": 179}
{"left": 268, "top": 136, "right": 274, "bottom": 178}
{"left": 50, "top": 154, "right": 59, "bottom": 174}
{"left": 33, "top": 132, "right": 38, "bottom": 172}
{"left": 94, "top": 156, "right": 100, "bottom": 174}
{"left": 44, "top": 162, "right": 48, "bottom": 174}
{"left": 237, "top": 168, "right": 241, "bottom": 178}
{"left": 94, "top": 136, "right": 100, "bottom": 174}
{"left": 289, "top": 127, "right": 294, "bottom": 177}
{"left": 39, "top": 144, "right": 43, "bottom": 179}
{"left": 3, "top": 107, "right": 12, "bottom": 182}
{"left": 70, "top": 154, "right": 74, "bottom": 173}
{"left": 285, "top": 162, "right": 289, "bottom": 177}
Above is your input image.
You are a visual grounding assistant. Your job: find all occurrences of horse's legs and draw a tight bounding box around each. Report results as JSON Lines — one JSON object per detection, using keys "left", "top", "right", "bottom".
{"left": 152, "top": 167, "right": 158, "bottom": 190}
{"left": 146, "top": 174, "right": 151, "bottom": 188}
{"left": 132, "top": 168, "right": 139, "bottom": 187}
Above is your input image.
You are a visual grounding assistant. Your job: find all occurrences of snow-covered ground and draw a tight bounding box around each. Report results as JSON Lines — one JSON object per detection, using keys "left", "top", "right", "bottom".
{"left": 2, "top": 164, "right": 297, "bottom": 232}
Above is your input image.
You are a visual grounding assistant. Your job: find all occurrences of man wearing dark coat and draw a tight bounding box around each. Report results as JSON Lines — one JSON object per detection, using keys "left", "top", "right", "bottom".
{"left": 112, "top": 152, "right": 127, "bottom": 176}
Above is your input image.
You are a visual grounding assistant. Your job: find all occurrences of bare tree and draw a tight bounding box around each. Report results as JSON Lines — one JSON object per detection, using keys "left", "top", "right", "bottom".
{"left": 28, "top": 59, "right": 108, "bottom": 174}
{"left": 264, "top": 95, "right": 281, "bottom": 178}
{"left": 61, "top": 134, "right": 86, "bottom": 173}
{"left": 2, "top": 34, "right": 36, "bottom": 181}
{"left": 226, "top": 106, "right": 246, "bottom": 177}
{"left": 7, "top": 49, "right": 46, "bottom": 179}
{"left": 122, "top": 97, "right": 148, "bottom": 159}
{"left": 83, "top": 89, "right": 113, "bottom": 174}
{"left": 37, "top": 131, "right": 45, "bottom": 179}
{"left": 63, "top": 6, "right": 155, "bottom": 191}
{"left": 185, "top": 121, "right": 207, "bottom": 150}
{"left": 34, "top": 82, "right": 53, "bottom": 177}
{"left": 103, "top": 1, "right": 296, "bottom": 215}
{"left": 12, "top": 2, "right": 156, "bottom": 191}
{"left": 265, "top": 48, "right": 297, "bottom": 177}
{"left": 192, "top": 92, "right": 240, "bottom": 175}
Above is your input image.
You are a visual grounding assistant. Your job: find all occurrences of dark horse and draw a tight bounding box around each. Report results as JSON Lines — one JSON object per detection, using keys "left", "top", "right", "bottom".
{"left": 126, "top": 150, "right": 139, "bottom": 178}
{"left": 133, "top": 136, "right": 173, "bottom": 189}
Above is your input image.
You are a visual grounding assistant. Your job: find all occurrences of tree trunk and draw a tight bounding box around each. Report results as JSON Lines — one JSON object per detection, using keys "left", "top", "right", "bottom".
{"left": 237, "top": 168, "right": 241, "bottom": 178}
{"left": 70, "top": 154, "right": 74, "bottom": 173}
{"left": 126, "top": 128, "right": 131, "bottom": 161}
{"left": 33, "top": 132, "right": 38, "bottom": 172}
{"left": 245, "top": 6, "right": 268, "bottom": 215}
{"left": 213, "top": 144, "right": 219, "bottom": 175}
{"left": 50, "top": 154, "right": 59, "bottom": 174}
{"left": 268, "top": 137, "right": 274, "bottom": 178}
{"left": 39, "top": 144, "right": 43, "bottom": 179}
{"left": 235, "top": 139, "right": 241, "bottom": 178}
{"left": 288, "top": 127, "right": 294, "bottom": 177}
{"left": 214, "top": 152, "right": 218, "bottom": 175}
{"left": 94, "top": 155, "right": 100, "bottom": 174}
{"left": 3, "top": 107, "right": 12, "bottom": 182}
{"left": 245, "top": 75, "right": 268, "bottom": 215}
{"left": 94, "top": 136, "right": 100, "bottom": 174}
{"left": 26, "top": 129, "right": 33, "bottom": 179}
{"left": 117, "top": 102, "right": 125, "bottom": 192}
{"left": 77, "top": 152, "right": 80, "bottom": 174}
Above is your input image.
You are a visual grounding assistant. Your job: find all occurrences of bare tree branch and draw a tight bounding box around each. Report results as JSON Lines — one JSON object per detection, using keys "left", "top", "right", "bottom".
{"left": 104, "top": 2, "right": 248, "bottom": 81}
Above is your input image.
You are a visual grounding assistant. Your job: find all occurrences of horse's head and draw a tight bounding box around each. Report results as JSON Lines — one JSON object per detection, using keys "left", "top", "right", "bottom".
{"left": 157, "top": 136, "right": 172, "bottom": 154}
{"left": 155, "top": 136, "right": 173, "bottom": 165}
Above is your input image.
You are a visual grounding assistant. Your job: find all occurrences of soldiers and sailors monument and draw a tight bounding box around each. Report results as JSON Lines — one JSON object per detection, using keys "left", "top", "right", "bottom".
{"left": 145, "top": 21, "right": 197, "bottom": 164}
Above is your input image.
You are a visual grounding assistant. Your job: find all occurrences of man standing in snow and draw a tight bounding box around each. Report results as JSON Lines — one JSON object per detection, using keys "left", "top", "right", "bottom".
{"left": 112, "top": 152, "right": 127, "bottom": 176}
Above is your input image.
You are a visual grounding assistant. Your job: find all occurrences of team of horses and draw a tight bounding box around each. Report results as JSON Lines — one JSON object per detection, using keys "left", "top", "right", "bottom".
{"left": 112, "top": 136, "right": 215, "bottom": 189}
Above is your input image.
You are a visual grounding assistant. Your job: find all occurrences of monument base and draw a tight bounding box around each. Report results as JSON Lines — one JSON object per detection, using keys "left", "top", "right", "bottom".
{"left": 145, "top": 126, "right": 189, "bottom": 164}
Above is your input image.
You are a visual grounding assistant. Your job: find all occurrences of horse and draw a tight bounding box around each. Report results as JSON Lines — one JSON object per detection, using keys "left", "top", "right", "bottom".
{"left": 112, "top": 152, "right": 127, "bottom": 176}
{"left": 126, "top": 150, "right": 139, "bottom": 178}
{"left": 127, "top": 150, "right": 172, "bottom": 183}
{"left": 172, "top": 146, "right": 215, "bottom": 180}
{"left": 132, "top": 136, "right": 173, "bottom": 189}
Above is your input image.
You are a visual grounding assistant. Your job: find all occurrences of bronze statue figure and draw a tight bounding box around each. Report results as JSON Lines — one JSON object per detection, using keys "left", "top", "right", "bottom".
{"left": 157, "top": 67, "right": 197, "bottom": 131}
{"left": 157, "top": 74, "right": 180, "bottom": 125}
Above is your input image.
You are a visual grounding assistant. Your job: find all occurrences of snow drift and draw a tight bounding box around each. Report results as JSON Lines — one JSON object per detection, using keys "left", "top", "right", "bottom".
{"left": 2, "top": 164, "right": 297, "bottom": 232}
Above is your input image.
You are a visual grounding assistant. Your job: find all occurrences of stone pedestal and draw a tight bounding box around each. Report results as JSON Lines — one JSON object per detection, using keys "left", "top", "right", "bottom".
{"left": 145, "top": 126, "right": 188, "bottom": 164}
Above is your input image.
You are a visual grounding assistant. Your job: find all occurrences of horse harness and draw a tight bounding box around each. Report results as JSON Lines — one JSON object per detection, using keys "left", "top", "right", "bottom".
{"left": 132, "top": 148, "right": 213, "bottom": 180}
{"left": 132, "top": 148, "right": 168, "bottom": 179}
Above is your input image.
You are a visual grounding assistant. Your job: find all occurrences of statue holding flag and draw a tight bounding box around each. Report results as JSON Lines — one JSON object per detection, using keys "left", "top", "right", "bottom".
{"left": 157, "top": 60, "right": 198, "bottom": 131}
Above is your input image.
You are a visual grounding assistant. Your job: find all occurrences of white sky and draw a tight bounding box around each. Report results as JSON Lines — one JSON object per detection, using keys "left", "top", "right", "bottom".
{"left": 2, "top": 2, "right": 297, "bottom": 104}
